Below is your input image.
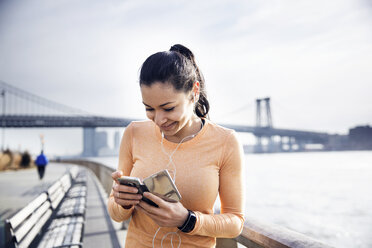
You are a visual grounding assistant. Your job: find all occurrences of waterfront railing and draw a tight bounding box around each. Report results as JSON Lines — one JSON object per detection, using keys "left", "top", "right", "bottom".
{"left": 60, "top": 159, "right": 333, "bottom": 248}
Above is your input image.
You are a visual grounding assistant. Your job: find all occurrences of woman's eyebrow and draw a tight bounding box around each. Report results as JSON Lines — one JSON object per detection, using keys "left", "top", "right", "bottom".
{"left": 142, "top": 101, "right": 175, "bottom": 107}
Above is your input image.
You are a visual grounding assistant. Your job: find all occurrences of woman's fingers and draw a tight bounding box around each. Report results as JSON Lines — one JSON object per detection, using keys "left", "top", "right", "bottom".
{"left": 112, "top": 186, "right": 142, "bottom": 208}
{"left": 115, "top": 198, "right": 141, "bottom": 207}
{"left": 111, "top": 177, "right": 142, "bottom": 208}
{"left": 112, "top": 184, "right": 139, "bottom": 194}
{"left": 111, "top": 170, "right": 123, "bottom": 183}
{"left": 137, "top": 193, "right": 168, "bottom": 217}
{"left": 115, "top": 191, "right": 142, "bottom": 200}
{"left": 136, "top": 192, "right": 189, "bottom": 227}
{"left": 142, "top": 192, "right": 166, "bottom": 208}
{"left": 135, "top": 202, "right": 179, "bottom": 227}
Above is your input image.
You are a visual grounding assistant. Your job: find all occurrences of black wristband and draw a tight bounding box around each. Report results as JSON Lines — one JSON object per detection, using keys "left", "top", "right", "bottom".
{"left": 178, "top": 210, "right": 196, "bottom": 233}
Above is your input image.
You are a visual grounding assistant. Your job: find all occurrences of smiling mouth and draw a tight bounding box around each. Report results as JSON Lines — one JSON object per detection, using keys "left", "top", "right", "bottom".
{"left": 161, "top": 122, "right": 176, "bottom": 131}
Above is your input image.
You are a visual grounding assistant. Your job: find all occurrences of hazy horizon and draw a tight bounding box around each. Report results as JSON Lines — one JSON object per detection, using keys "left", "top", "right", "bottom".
{"left": 1, "top": 0, "right": 371, "bottom": 155}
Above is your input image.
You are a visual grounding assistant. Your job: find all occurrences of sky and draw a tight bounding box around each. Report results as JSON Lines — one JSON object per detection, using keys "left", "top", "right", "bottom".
{"left": 0, "top": 0, "right": 371, "bottom": 155}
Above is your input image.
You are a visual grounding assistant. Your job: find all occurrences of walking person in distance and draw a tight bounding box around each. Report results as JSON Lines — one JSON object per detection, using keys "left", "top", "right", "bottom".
{"left": 35, "top": 150, "right": 48, "bottom": 180}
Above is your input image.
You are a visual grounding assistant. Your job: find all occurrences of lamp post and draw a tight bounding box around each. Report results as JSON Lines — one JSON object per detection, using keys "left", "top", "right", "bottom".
{"left": 40, "top": 134, "right": 44, "bottom": 152}
{"left": 1, "top": 90, "right": 5, "bottom": 151}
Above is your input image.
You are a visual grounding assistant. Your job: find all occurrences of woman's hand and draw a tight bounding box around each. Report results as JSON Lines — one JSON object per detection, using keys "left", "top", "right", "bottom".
{"left": 135, "top": 192, "right": 189, "bottom": 228}
{"left": 111, "top": 171, "right": 142, "bottom": 209}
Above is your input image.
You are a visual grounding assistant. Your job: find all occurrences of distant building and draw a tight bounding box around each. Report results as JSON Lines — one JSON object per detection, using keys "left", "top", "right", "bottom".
{"left": 97, "top": 131, "right": 121, "bottom": 156}
{"left": 326, "top": 134, "right": 349, "bottom": 151}
{"left": 114, "top": 131, "right": 121, "bottom": 150}
{"left": 82, "top": 128, "right": 109, "bottom": 157}
{"left": 94, "top": 131, "right": 108, "bottom": 155}
{"left": 348, "top": 125, "right": 372, "bottom": 150}
{"left": 83, "top": 128, "right": 95, "bottom": 157}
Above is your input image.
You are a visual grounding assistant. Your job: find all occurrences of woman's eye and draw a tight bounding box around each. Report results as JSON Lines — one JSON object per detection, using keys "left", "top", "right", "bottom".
{"left": 164, "top": 107, "right": 175, "bottom": 112}
{"left": 145, "top": 108, "right": 154, "bottom": 112}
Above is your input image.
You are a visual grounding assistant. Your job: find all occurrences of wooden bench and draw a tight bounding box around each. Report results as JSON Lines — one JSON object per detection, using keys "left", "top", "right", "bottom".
{"left": 4, "top": 167, "right": 87, "bottom": 248}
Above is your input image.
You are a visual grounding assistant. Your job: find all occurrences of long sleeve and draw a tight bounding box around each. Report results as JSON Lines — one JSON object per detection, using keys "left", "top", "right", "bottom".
{"left": 189, "top": 131, "right": 245, "bottom": 238}
{"left": 110, "top": 120, "right": 245, "bottom": 247}
{"left": 107, "top": 123, "right": 135, "bottom": 222}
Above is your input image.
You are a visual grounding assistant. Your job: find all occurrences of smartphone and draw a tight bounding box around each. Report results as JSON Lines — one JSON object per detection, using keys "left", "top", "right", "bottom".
{"left": 117, "top": 176, "right": 146, "bottom": 194}
{"left": 117, "top": 176, "right": 157, "bottom": 207}
{"left": 117, "top": 169, "right": 181, "bottom": 207}
{"left": 143, "top": 169, "right": 181, "bottom": 202}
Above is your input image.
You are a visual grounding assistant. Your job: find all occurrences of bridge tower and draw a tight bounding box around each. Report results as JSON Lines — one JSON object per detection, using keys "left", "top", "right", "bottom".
{"left": 256, "top": 97, "right": 272, "bottom": 128}
{"left": 255, "top": 97, "right": 274, "bottom": 153}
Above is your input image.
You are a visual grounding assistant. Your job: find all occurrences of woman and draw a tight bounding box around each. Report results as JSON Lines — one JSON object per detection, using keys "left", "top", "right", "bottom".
{"left": 108, "top": 44, "right": 244, "bottom": 247}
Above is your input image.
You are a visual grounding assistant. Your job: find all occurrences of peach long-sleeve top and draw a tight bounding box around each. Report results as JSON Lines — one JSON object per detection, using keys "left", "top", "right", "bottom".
{"left": 108, "top": 119, "right": 245, "bottom": 247}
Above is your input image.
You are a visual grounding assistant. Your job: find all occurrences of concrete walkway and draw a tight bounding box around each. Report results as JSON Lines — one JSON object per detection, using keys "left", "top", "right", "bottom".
{"left": 84, "top": 167, "right": 126, "bottom": 248}
{"left": 0, "top": 163, "right": 72, "bottom": 221}
{"left": 0, "top": 163, "right": 125, "bottom": 248}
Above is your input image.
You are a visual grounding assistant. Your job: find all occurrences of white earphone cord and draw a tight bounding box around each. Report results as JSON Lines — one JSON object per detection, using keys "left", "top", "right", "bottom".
{"left": 152, "top": 118, "right": 204, "bottom": 248}
{"left": 160, "top": 118, "right": 203, "bottom": 182}
{"left": 153, "top": 227, "right": 181, "bottom": 248}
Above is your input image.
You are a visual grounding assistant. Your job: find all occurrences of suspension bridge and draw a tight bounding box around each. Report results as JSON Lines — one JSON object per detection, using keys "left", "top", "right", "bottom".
{"left": 0, "top": 81, "right": 332, "bottom": 155}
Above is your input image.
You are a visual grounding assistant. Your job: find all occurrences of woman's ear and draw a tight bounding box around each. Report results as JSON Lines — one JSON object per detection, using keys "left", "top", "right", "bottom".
{"left": 192, "top": 81, "right": 200, "bottom": 100}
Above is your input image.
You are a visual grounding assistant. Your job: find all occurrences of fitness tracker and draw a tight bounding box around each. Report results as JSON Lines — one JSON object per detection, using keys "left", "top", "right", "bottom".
{"left": 178, "top": 210, "right": 196, "bottom": 233}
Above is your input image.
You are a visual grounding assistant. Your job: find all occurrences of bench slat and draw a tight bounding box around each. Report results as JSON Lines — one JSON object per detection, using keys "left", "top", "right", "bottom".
{"left": 48, "top": 180, "right": 61, "bottom": 196}
{"left": 60, "top": 174, "right": 72, "bottom": 193}
{"left": 49, "top": 185, "right": 63, "bottom": 200}
{"left": 54, "top": 235, "right": 65, "bottom": 247}
{"left": 8, "top": 193, "right": 48, "bottom": 229}
{"left": 15, "top": 201, "right": 51, "bottom": 243}
{"left": 18, "top": 208, "right": 52, "bottom": 248}
{"left": 51, "top": 191, "right": 65, "bottom": 210}
{"left": 69, "top": 166, "right": 79, "bottom": 180}
{"left": 39, "top": 216, "right": 84, "bottom": 248}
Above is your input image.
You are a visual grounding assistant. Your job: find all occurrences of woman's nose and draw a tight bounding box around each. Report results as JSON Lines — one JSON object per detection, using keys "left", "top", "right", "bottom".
{"left": 154, "top": 111, "right": 166, "bottom": 126}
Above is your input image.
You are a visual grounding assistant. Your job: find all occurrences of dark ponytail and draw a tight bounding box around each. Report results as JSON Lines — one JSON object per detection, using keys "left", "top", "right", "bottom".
{"left": 140, "top": 44, "right": 210, "bottom": 118}
{"left": 169, "top": 44, "right": 209, "bottom": 118}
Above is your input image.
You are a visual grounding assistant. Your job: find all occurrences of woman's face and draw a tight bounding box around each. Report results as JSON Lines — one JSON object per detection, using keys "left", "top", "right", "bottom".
{"left": 140, "top": 82, "right": 196, "bottom": 139}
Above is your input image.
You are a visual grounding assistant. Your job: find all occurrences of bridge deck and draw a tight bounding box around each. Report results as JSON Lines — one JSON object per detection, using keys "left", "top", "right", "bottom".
{"left": 3, "top": 115, "right": 330, "bottom": 143}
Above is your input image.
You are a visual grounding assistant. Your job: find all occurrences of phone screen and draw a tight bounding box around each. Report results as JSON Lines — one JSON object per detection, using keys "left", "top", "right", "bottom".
{"left": 143, "top": 170, "right": 181, "bottom": 202}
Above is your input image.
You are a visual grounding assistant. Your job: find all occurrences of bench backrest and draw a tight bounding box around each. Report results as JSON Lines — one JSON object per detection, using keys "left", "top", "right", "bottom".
{"left": 48, "top": 180, "right": 64, "bottom": 210}
{"left": 60, "top": 173, "right": 72, "bottom": 193}
{"left": 5, "top": 193, "right": 52, "bottom": 248}
{"left": 69, "top": 166, "right": 79, "bottom": 180}
{"left": 5, "top": 171, "right": 74, "bottom": 248}
{"left": 47, "top": 173, "right": 72, "bottom": 210}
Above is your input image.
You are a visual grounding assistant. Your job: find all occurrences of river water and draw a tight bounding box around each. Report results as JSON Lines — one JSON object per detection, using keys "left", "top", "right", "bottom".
{"left": 89, "top": 151, "right": 372, "bottom": 248}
